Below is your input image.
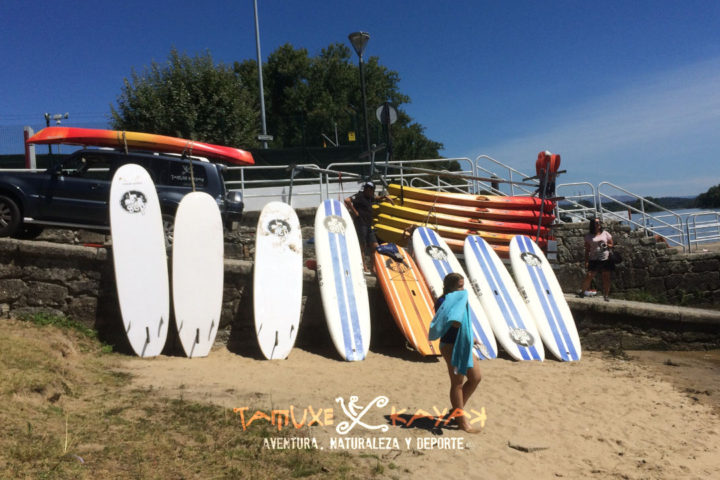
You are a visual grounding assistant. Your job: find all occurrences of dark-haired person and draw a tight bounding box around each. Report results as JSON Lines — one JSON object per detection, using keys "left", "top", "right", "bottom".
{"left": 344, "top": 181, "right": 393, "bottom": 273}
{"left": 429, "top": 273, "right": 482, "bottom": 433}
{"left": 578, "top": 217, "right": 614, "bottom": 301}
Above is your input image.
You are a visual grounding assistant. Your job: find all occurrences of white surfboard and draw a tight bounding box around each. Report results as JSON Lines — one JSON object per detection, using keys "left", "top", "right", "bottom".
{"left": 510, "top": 235, "right": 581, "bottom": 361}
{"left": 253, "top": 201, "right": 303, "bottom": 359}
{"left": 411, "top": 227, "right": 497, "bottom": 360}
{"left": 110, "top": 163, "right": 169, "bottom": 357}
{"left": 172, "top": 191, "right": 224, "bottom": 358}
{"left": 314, "top": 199, "right": 371, "bottom": 361}
{"left": 464, "top": 235, "right": 544, "bottom": 361}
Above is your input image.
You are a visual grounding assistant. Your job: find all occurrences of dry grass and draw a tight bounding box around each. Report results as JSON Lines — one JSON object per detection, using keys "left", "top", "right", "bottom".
{"left": 0, "top": 317, "right": 384, "bottom": 479}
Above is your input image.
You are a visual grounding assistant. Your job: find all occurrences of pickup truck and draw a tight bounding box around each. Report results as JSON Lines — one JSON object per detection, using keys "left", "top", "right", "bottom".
{"left": 0, "top": 148, "right": 243, "bottom": 241}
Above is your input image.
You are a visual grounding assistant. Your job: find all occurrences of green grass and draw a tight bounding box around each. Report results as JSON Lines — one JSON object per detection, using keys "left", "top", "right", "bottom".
{"left": 0, "top": 318, "right": 382, "bottom": 479}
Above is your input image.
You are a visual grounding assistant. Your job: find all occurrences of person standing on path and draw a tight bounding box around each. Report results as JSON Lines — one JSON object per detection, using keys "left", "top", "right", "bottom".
{"left": 578, "top": 217, "right": 614, "bottom": 301}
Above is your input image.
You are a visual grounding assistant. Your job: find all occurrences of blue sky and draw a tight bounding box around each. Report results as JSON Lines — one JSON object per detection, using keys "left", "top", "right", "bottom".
{"left": 2, "top": 0, "right": 720, "bottom": 196}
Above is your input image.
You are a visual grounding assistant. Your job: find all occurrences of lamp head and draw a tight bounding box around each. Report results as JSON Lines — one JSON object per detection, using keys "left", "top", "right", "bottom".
{"left": 348, "top": 31, "right": 370, "bottom": 57}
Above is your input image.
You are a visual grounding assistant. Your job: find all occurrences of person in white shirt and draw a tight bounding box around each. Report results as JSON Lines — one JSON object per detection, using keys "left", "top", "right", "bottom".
{"left": 578, "top": 217, "right": 614, "bottom": 301}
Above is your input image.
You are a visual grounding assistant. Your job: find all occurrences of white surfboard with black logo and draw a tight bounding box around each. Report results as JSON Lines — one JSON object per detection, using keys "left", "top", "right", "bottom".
{"left": 510, "top": 235, "right": 581, "bottom": 361}
{"left": 253, "top": 201, "right": 303, "bottom": 359}
{"left": 110, "top": 163, "right": 169, "bottom": 357}
{"left": 411, "top": 227, "right": 497, "bottom": 360}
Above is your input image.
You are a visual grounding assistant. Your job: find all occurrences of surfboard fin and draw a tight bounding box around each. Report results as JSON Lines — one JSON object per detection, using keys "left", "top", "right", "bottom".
{"left": 194, "top": 328, "right": 200, "bottom": 344}
{"left": 208, "top": 320, "right": 215, "bottom": 340}
{"left": 158, "top": 317, "right": 165, "bottom": 336}
{"left": 145, "top": 326, "right": 150, "bottom": 344}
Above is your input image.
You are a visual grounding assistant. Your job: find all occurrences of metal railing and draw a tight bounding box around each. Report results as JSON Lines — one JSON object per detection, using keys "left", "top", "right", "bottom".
{"left": 555, "top": 182, "right": 597, "bottom": 222}
{"left": 597, "top": 182, "right": 686, "bottom": 249}
{"left": 474, "top": 154, "right": 538, "bottom": 196}
{"left": 223, "top": 163, "right": 323, "bottom": 209}
{"left": 324, "top": 157, "right": 475, "bottom": 197}
{"left": 686, "top": 212, "right": 720, "bottom": 252}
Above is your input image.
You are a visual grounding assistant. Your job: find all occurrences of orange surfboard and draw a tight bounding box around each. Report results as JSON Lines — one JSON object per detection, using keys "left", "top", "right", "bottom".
{"left": 373, "top": 247, "right": 440, "bottom": 356}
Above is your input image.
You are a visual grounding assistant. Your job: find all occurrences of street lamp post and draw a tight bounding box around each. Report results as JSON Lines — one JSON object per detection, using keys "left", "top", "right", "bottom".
{"left": 348, "top": 31, "right": 371, "bottom": 171}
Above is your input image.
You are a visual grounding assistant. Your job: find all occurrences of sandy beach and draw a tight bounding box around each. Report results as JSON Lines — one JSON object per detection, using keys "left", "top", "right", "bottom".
{"left": 122, "top": 345, "right": 720, "bottom": 479}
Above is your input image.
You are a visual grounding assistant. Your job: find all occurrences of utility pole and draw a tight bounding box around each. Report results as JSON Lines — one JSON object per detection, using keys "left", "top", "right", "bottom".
{"left": 253, "top": 0, "right": 270, "bottom": 149}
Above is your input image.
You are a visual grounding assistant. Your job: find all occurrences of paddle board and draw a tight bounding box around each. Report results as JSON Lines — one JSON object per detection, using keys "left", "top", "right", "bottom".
{"left": 27, "top": 126, "right": 254, "bottom": 165}
{"left": 510, "top": 235, "right": 581, "bottom": 361}
{"left": 464, "top": 235, "right": 544, "bottom": 361}
{"left": 253, "top": 201, "right": 303, "bottom": 359}
{"left": 314, "top": 199, "right": 371, "bottom": 361}
{"left": 110, "top": 163, "right": 169, "bottom": 357}
{"left": 172, "top": 191, "right": 224, "bottom": 358}
{"left": 373, "top": 246, "right": 439, "bottom": 356}
{"left": 411, "top": 227, "right": 497, "bottom": 360}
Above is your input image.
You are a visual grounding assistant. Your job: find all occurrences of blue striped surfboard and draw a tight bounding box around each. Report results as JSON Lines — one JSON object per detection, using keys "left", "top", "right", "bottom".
{"left": 314, "top": 199, "right": 371, "bottom": 361}
{"left": 411, "top": 227, "right": 497, "bottom": 360}
{"left": 509, "top": 235, "right": 581, "bottom": 361}
{"left": 464, "top": 235, "right": 544, "bottom": 361}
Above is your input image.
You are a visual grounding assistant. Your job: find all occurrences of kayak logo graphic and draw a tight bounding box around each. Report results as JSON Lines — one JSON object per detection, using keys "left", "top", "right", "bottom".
{"left": 120, "top": 191, "right": 147, "bottom": 214}
{"left": 425, "top": 245, "right": 448, "bottom": 261}
{"left": 520, "top": 252, "right": 542, "bottom": 267}
{"left": 267, "top": 219, "right": 291, "bottom": 238}
{"left": 335, "top": 395, "right": 389, "bottom": 435}
{"left": 324, "top": 215, "right": 346, "bottom": 235}
{"left": 509, "top": 327, "right": 535, "bottom": 346}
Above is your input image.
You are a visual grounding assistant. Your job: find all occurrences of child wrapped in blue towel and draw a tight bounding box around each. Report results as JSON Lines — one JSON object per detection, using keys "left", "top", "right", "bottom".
{"left": 429, "top": 273, "right": 482, "bottom": 433}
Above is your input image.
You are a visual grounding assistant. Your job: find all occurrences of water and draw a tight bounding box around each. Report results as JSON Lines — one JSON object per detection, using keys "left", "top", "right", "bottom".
{"left": 618, "top": 208, "right": 720, "bottom": 246}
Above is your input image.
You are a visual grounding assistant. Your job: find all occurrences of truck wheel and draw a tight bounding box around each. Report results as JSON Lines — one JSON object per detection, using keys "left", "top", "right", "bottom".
{"left": 0, "top": 195, "right": 21, "bottom": 237}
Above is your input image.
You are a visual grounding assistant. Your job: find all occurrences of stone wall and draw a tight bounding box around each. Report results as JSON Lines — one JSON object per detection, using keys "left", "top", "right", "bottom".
{"left": 553, "top": 221, "right": 720, "bottom": 307}
{"left": 0, "top": 237, "right": 403, "bottom": 356}
{"left": 2, "top": 213, "right": 720, "bottom": 353}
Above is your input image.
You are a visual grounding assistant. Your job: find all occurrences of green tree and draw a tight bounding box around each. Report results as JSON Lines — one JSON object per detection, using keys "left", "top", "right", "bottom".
{"left": 235, "top": 43, "right": 443, "bottom": 159}
{"left": 111, "top": 49, "right": 258, "bottom": 148}
{"left": 695, "top": 184, "right": 720, "bottom": 208}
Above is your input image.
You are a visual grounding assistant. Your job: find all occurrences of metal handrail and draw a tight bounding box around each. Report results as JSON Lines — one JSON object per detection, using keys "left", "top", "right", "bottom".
{"left": 555, "top": 182, "right": 597, "bottom": 222}
{"left": 324, "top": 157, "right": 474, "bottom": 198}
{"left": 224, "top": 163, "right": 323, "bottom": 206}
{"left": 597, "top": 182, "right": 686, "bottom": 250}
{"left": 686, "top": 212, "right": 720, "bottom": 252}
{"left": 474, "top": 154, "right": 538, "bottom": 196}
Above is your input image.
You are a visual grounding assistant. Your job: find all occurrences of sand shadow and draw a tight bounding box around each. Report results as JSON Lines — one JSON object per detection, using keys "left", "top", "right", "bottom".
{"left": 383, "top": 413, "right": 461, "bottom": 435}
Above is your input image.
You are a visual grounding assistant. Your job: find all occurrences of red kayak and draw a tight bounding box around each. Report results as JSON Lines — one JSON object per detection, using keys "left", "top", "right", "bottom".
{"left": 27, "top": 127, "right": 255, "bottom": 166}
{"left": 377, "top": 202, "right": 550, "bottom": 237}
{"left": 391, "top": 195, "right": 555, "bottom": 225}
